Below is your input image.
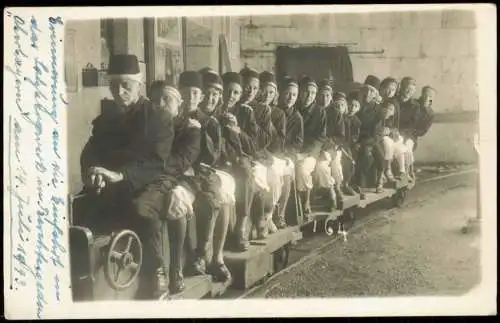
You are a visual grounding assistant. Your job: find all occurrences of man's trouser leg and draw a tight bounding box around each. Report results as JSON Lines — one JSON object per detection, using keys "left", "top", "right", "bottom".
{"left": 132, "top": 187, "right": 165, "bottom": 276}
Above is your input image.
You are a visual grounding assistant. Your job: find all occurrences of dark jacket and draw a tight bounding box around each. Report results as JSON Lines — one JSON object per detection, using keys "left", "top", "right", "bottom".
{"left": 397, "top": 98, "right": 421, "bottom": 134}
{"left": 252, "top": 102, "right": 274, "bottom": 163}
{"left": 80, "top": 97, "right": 174, "bottom": 192}
{"left": 281, "top": 105, "right": 304, "bottom": 159}
{"left": 298, "top": 103, "right": 327, "bottom": 157}
{"left": 324, "top": 105, "right": 346, "bottom": 149}
{"left": 225, "top": 103, "right": 258, "bottom": 157}
{"left": 193, "top": 110, "right": 222, "bottom": 168}
{"left": 268, "top": 106, "right": 287, "bottom": 156}
{"left": 162, "top": 114, "right": 202, "bottom": 178}
{"left": 344, "top": 114, "right": 361, "bottom": 146}
{"left": 357, "top": 102, "right": 383, "bottom": 145}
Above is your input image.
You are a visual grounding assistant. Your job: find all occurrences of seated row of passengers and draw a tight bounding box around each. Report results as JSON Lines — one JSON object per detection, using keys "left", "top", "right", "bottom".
{"left": 80, "top": 54, "right": 435, "bottom": 298}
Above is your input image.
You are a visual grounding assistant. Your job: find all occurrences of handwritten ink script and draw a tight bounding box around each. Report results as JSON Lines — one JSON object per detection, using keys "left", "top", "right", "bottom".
{"left": 4, "top": 10, "right": 69, "bottom": 319}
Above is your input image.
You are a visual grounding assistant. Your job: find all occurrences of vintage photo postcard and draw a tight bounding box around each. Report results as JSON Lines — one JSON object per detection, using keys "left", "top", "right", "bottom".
{"left": 3, "top": 4, "right": 497, "bottom": 319}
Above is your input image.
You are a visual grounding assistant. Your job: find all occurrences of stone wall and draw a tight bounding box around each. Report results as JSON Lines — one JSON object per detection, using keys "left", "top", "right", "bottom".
{"left": 238, "top": 10, "right": 478, "bottom": 114}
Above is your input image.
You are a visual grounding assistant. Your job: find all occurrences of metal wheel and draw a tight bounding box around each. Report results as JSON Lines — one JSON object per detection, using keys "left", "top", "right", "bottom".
{"left": 393, "top": 188, "right": 408, "bottom": 207}
{"left": 324, "top": 218, "right": 337, "bottom": 237}
{"left": 273, "top": 244, "right": 291, "bottom": 272}
{"left": 104, "top": 229, "right": 143, "bottom": 290}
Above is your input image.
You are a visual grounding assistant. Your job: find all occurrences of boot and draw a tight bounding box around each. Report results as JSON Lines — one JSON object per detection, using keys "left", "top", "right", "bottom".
{"left": 152, "top": 266, "right": 168, "bottom": 299}
{"left": 384, "top": 160, "right": 396, "bottom": 183}
{"left": 334, "top": 185, "right": 344, "bottom": 210}
{"left": 300, "top": 189, "right": 312, "bottom": 218}
{"left": 267, "top": 213, "right": 278, "bottom": 234}
{"left": 327, "top": 186, "right": 337, "bottom": 211}
{"left": 408, "top": 164, "right": 416, "bottom": 182}
{"left": 342, "top": 183, "right": 357, "bottom": 196}
{"left": 358, "top": 187, "right": 366, "bottom": 200}
{"left": 274, "top": 214, "right": 287, "bottom": 229}
{"left": 167, "top": 218, "right": 187, "bottom": 294}
{"left": 192, "top": 257, "right": 207, "bottom": 276}
{"left": 209, "top": 262, "right": 232, "bottom": 283}
{"left": 236, "top": 215, "right": 250, "bottom": 251}
{"left": 375, "top": 168, "right": 384, "bottom": 193}
{"left": 256, "top": 216, "right": 268, "bottom": 240}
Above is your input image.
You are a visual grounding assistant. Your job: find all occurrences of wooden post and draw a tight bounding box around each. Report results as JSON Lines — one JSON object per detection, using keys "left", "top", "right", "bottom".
{"left": 181, "top": 17, "right": 188, "bottom": 70}
{"left": 143, "top": 17, "right": 156, "bottom": 97}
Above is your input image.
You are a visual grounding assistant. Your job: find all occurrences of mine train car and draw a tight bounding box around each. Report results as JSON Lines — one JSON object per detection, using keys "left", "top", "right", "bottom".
{"left": 69, "top": 165, "right": 414, "bottom": 301}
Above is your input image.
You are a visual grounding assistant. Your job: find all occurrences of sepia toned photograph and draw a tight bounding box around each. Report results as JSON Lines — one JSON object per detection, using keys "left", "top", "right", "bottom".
{"left": 65, "top": 8, "right": 484, "bottom": 302}
{"left": 3, "top": 4, "right": 496, "bottom": 319}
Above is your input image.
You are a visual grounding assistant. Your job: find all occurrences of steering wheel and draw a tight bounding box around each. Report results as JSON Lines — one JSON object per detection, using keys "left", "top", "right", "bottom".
{"left": 104, "top": 230, "right": 143, "bottom": 290}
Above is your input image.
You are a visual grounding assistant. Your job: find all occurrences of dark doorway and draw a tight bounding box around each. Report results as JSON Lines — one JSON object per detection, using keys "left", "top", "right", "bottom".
{"left": 275, "top": 46, "right": 354, "bottom": 93}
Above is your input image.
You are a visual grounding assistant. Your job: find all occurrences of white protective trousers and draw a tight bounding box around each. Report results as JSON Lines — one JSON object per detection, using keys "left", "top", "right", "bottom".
{"left": 214, "top": 169, "right": 237, "bottom": 206}
{"left": 166, "top": 184, "right": 196, "bottom": 221}
{"left": 269, "top": 156, "right": 295, "bottom": 206}
{"left": 382, "top": 135, "right": 408, "bottom": 173}
{"left": 313, "top": 149, "right": 343, "bottom": 189}
{"left": 295, "top": 156, "right": 317, "bottom": 191}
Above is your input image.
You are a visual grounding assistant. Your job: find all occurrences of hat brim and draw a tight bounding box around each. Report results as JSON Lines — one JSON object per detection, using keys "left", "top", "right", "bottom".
{"left": 364, "top": 84, "right": 379, "bottom": 93}
{"left": 262, "top": 82, "right": 278, "bottom": 90}
{"left": 205, "top": 83, "right": 223, "bottom": 91}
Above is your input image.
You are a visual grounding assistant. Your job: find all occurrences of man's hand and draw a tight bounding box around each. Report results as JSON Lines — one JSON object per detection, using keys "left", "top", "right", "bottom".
{"left": 84, "top": 168, "right": 107, "bottom": 193}
{"left": 228, "top": 125, "right": 241, "bottom": 135}
{"left": 223, "top": 113, "right": 238, "bottom": 127}
{"left": 90, "top": 166, "right": 125, "bottom": 183}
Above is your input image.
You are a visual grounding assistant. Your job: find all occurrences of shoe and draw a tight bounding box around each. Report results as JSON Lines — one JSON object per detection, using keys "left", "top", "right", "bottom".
{"left": 192, "top": 257, "right": 207, "bottom": 276}
{"left": 153, "top": 267, "right": 168, "bottom": 298}
{"left": 168, "top": 271, "right": 185, "bottom": 295}
{"left": 210, "top": 263, "right": 232, "bottom": 283}
{"left": 275, "top": 217, "right": 287, "bottom": 229}
{"left": 375, "top": 185, "right": 384, "bottom": 193}
{"left": 268, "top": 219, "right": 278, "bottom": 234}
{"left": 342, "top": 184, "right": 357, "bottom": 196}
{"left": 384, "top": 169, "right": 396, "bottom": 183}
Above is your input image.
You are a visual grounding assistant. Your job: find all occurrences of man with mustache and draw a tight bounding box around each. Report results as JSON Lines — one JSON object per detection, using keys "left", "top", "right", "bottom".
{"left": 80, "top": 54, "right": 175, "bottom": 298}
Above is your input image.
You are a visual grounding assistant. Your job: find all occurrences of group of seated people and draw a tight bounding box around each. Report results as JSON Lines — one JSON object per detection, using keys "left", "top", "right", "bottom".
{"left": 79, "top": 54, "right": 435, "bottom": 298}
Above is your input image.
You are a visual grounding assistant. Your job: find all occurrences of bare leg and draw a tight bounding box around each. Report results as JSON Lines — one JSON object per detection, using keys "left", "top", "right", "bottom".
{"left": 275, "top": 174, "right": 292, "bottom": 228}
{"left": 210, "top": 203, "right": 232, "bottom": 282}
{"left": 193, "top": 197, "right": 219, "bottom": 275}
